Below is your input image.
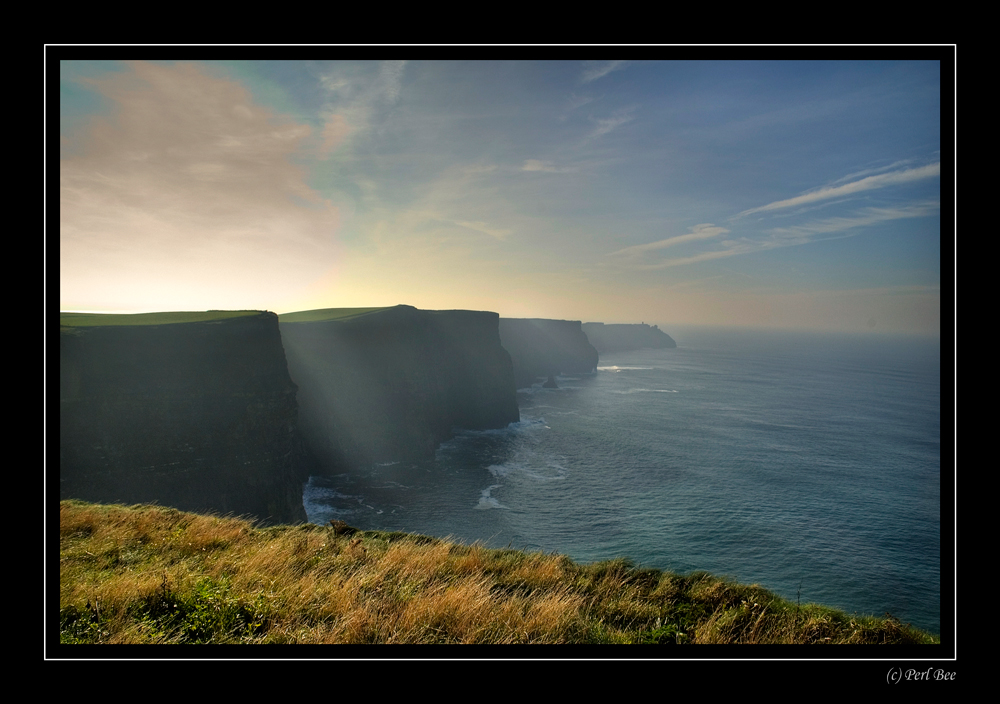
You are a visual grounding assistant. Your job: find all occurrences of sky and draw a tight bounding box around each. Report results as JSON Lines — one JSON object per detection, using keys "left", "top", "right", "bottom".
{"left": 56, "top": 57, "right": 946, "bottom": 335}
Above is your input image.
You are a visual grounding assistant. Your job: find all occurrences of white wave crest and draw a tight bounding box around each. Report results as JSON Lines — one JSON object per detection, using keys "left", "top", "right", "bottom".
{"left": 475, "top": 485, "right": 508, "bottom": 510}
{"left": 597, "top": 366, "right": 654, "bottom": 371}
{"left": 609, "top": 388, "right": 678, "bottom": 394}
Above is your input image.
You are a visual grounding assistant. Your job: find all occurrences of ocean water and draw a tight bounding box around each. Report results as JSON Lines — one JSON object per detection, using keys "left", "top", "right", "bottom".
{"left": 302, "top": 325, "right": 944, "bottom": 635}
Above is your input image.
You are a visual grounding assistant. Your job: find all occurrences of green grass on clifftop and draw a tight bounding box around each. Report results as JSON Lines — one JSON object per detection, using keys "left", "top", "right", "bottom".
{"left": 277, "top": 307, "right": 390, "bottom": 323}
{"left": 60, "top": 310, "right": 265, "bottom": 328}
{"left": 58, "top": 500, "right": 940, "bottom": 645}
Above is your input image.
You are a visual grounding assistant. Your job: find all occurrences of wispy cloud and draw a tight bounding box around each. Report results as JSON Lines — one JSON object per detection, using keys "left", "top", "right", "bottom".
{"left": 454, "top": 220, "right": 512, "bottom": 241}
{"left": 631, "top": 246, "right": 750, "bottom": 269}
{"left": 562, "top": 93, "right": 595, "bottom": 117}
{"left": 629, "top": 202, "right": 940, "bottom": 270}
{"left": 829, "top": 158, "right": 921, "bottom": 186}
{"left": 315, "top": 60, "right": 408, "bottom": 156}
{"left": 763, "top": 201, "right": 941, "bottom": 244}
{"left": 610, "top": 224, "right": 729, "bottom": 258}
{"left": 588, "top": 106, "right": 637, "bottom": 140}
{"left": 735, "top": 163, "right": 940, "bottom": 218}
{"left": 378, "top": 60, "right": 407, "bottom": 103}
{"left": 580, "top": 60, "right": 629, "bottom": 83}
{"left": 522, "top": 159, "right": 576, "bottom": 173}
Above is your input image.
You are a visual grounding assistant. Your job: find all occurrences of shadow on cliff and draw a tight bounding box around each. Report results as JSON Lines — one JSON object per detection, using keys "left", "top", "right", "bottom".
{"left": 278, "top": 305, "right": 520, "bottom": 474}
{"left": 59, "top": 311, "right": 314, "bottom": 525}
{"left": 499, "top": 318, "right": 599, "bottom": 389}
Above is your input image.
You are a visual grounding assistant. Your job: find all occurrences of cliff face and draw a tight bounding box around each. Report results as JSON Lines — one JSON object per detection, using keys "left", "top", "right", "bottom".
{"left": 498, "top": 318, "right": 599, "bottom": 389}
{"left": 581, "top": 322, "right": 677, "bottom": 354}
{"left": 59, "top": 312, "right": 312, "bottom": 525}
{"left": 278, "top": 306, "right": 519, "bottom": 470}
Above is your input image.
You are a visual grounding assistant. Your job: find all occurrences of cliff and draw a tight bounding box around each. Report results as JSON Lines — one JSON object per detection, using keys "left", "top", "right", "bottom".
{"left": 498, "top": 318, "right": 599, "bottom": 389}
{"left": 278, "top": 305, "right": 519, "bottom": 469}
{"left": 581, "top": 322, "right": 677, "bottom": 354}
{"left": 59, "top": 311, "right": 312, "bottom": 525}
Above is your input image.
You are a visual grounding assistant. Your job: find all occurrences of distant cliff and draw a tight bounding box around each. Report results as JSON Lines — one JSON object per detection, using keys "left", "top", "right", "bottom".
{"left": 279, "top": 306, "right": 519, "bottom": 470}
{"left": 581, "top": 322, "right": 677, "bottom": 354}
{"left": 499, "top": 318, "right": 599, "bottom": 389}
{"left": 59, "top": 311, "right": 312, "bottom": 525}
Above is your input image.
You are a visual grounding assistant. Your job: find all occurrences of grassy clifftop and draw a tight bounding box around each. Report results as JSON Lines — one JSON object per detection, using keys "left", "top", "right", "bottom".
{"left": 60, "top": 310, "right": 264, "bottom": 328}
{"left": 58, "top": 500, "right": 939, "bottom": 645}
{"left": 276, "top": 307, "right": 390, "bottom": 323}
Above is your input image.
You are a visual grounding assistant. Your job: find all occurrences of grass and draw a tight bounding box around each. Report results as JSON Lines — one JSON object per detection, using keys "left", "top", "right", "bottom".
{"left": 276, "top": 307, "right": 391, "bottom": 324}
{"left": 57, "top": 500, "right": 940, "bottom": 645}
{"left": 59, "top": 310, "right": 264, "bottom": 328}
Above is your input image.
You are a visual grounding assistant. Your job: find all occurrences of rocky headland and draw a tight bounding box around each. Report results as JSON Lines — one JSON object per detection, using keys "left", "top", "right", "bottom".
{"left": 581, "top": 322, "right": 677, "bottom": 354}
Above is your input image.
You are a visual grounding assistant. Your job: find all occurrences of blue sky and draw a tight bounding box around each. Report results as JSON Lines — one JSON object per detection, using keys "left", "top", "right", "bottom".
{"left": 57, "top": 58, "right": 945, "bottom": 334}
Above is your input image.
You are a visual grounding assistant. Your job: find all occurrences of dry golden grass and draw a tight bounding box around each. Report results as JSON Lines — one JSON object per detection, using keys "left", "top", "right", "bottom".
{"left": 58, "top": 500, "right": 940, "bottom": 645}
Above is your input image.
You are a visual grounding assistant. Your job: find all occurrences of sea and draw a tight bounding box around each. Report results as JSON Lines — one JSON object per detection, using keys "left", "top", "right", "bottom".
{"left": 302, "top": 325, "right": 945, "bottom": 636}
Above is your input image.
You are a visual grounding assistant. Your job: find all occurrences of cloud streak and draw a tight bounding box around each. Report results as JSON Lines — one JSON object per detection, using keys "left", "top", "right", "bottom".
{"left": 627, "top": 202, "right": 940, "bottom": 269}
{"left": 580, "top": 60, "right": 629, "bottom": 83}
{"left": 587, "top": 106, "right": 637, "bottom": 140}
{"left": 610, "top": 224, "right": 730, "bottom": 258}
{"left": 763, "top": 201, "right": 941, "bottom": 243}
{"left": 735, "top": 163, "right": 940, "bottom": 218}
{"left": 454, "top": 220, "right": 512, "bottom": 241}
{"left": 522, "top": 159, "right": 576, "bottom": 173}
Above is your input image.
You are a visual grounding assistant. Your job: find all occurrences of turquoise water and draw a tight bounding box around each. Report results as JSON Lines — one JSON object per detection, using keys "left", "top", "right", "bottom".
{"left": 303, "top": 326, "right": 943, "bottom": 635}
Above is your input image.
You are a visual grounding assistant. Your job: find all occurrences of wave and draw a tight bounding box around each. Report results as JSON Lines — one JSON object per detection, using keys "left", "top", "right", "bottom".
{"left": 522, "top": 459, "right": 568, "bottom": 482}
{"left": 517, "top": 384, "right": 555, "bottom": 394}
{"left": 475, "top": 485, "right": 508, "bottom": 510}
{"left": 597, "top": 366, "right": 655, "bottom": 371}
{"left": 303, "top": 481, "right": 360, "bottom": 520}
{"left": 609, "top": 388, "right": 678, "bottom": 394}
{"left": 446, "top": 417, "right": 547, "bottom": 440}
